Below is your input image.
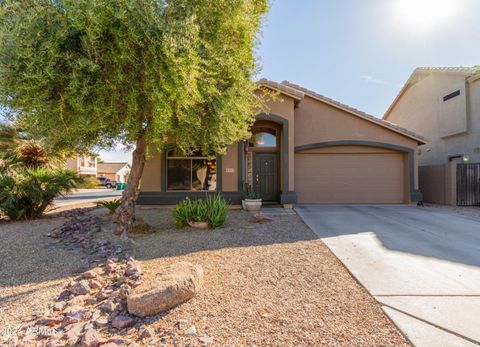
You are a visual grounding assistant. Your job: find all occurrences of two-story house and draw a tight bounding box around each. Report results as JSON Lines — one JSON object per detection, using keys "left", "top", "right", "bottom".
{"left": 384, "top": 67, "right": 480, "bottom": 205}
{"left": 64, "top": 154, "right": 98, "bottom": 178}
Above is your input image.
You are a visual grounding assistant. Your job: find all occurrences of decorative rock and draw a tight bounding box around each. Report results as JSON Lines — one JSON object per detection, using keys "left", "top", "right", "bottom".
{"left": 70, "top": 280, "right": 91, "bottom": 296}
{"left": 64, "top": 305, "right": 90, "bottom": 320}
{"left": 52, "top": 302, "right": 65, "bottom": 312}
{"left": 94, "top": 316, "right": 109, "bottom": 327}
{"left": 125, "top": 262, "right": 141, "bottom": 277}
{"left": 138, "top": 326, "right": 154, "bottom": 340}
{"left": 36, "top": 316, "right": 63, "bottom": 326}
{"left": 249, "top": 212, "right": 273, "bottom": 224}
{"left": 100, "top": 300, "right": 117, "bottom": 313}
{"left": 81, "top": 328, "right": 100, "bottom": 347}
{"left": 186, "top": 326, "right": 196, "bottom": 336}
{"left": 64, "top": 322, "right": 85, "bottom": 345}
{"left": 111, "top": 315, "right": 134, "bottom": 329}
{"left": 118, "top": 285, "right": 130, "bottom": 300}
{"left": 82, "top": 270, "right": 99, "bottom": 279}
{"left": 91, "top": 310, "right": 101, "bottom": 321}
{"left": 62, "top": 315, "right": 82, "bottom": 326}
{"left": 89, "top": 279, "right": 102, "bottom": 289}
{"left": 127, "top": 262, "right": 203, "bottom": 317}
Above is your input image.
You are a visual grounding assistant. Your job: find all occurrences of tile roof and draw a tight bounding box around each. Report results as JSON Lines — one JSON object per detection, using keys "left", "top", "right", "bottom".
{"left": 414, "top": 66, "right": 477, "bottom": 75}
{"left": 278, "top": 80, "right": 427, "bottom": 144}
{"left": 97, "top": 162, "right": 130, "bottom": 173}
{"left": 257, "top": 78, "right": 305, "bottom": 100}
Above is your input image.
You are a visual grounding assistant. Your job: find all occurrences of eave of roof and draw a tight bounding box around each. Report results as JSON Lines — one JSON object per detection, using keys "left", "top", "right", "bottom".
{"left": 383, "top": 67, "right": 477, "bottom": 121}
{"left": 257, "top": 78, "right": 304, "bottom": 101}
{"left": 280, "top": 81, "right": 427, "bottom": 144}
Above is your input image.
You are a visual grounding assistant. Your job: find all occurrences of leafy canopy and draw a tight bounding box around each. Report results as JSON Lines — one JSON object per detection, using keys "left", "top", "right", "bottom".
{"left": 0, "top": 0, "right": 268, "bottom": 156}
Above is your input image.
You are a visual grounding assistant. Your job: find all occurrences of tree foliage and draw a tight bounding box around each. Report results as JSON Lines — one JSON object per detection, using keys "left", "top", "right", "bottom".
{"left": 0, "top": 0, "right": 268, "bottom": 156}
{"left": 0, "top": 0, "right": 269, "bottom": 234}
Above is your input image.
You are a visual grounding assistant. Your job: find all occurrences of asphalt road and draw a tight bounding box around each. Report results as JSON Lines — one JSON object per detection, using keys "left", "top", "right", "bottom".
{"left": 295, "top": 204, "right": 480, "bottom": 347}
{"left": 54, "top": 189, "right": 123, "bottom": 207}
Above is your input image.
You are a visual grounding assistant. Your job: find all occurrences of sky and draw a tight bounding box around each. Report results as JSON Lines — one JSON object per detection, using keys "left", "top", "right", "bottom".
{"left": 4, "top": 0, "right": 480, "bottom": 163}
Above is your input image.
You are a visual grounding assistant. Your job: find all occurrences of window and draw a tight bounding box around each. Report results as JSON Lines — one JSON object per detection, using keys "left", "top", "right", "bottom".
{"left": 249, "top": 128, "right": 277, "bottom": 148}
{"left": 166, "top": 149, "right": 217, "bottom": 191}
{"left": 443, "top": 90, "right": 460, "bottom": 102}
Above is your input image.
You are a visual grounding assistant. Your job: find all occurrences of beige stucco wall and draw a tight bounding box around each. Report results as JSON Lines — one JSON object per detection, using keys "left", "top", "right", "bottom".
{"left": 294, "top": 95, "right": 420, "bottom": 190}
{"left": 386, "top": 72, "right": 480, "bottom": 165}
{"left": 262, "top": 94, "right": 296, "bottom": 191}
{"left": 140, "top": 149, "right": 162, "bottom": 192}
{"left": 221, "top": 144, "right": 238, "bottom": 192}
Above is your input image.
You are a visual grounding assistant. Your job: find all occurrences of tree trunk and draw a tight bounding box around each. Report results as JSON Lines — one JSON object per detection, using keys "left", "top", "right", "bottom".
{"left": 113, "top": 134, "right": 147, "bottom": 238}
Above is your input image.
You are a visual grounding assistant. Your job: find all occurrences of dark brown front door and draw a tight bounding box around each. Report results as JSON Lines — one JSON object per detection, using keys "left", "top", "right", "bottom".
{"left": 253, "top": 152, "right": 279, "bottom": 202}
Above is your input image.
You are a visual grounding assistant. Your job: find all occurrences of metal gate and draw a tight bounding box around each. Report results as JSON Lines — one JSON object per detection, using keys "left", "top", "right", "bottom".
{"left": 457, "top": 163, "right": 480, "bottom": 206}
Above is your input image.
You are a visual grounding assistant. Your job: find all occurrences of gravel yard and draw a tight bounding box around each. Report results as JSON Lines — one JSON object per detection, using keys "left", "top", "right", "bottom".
{"left": 0, "top": 207, "right": 409, "bottom": 346}
{"left": 425, "top": 203, "right": 480, "bottom": 220}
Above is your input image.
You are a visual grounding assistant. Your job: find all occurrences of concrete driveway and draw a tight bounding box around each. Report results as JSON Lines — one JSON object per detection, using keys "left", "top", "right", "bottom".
{"left": 295, "top": 205, "right": 480, "bottom": 347}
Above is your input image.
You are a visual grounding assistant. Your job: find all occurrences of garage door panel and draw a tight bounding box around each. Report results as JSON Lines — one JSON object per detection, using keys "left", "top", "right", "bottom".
{"left": 295, "top": 152, "right": 405, "bottom": 203}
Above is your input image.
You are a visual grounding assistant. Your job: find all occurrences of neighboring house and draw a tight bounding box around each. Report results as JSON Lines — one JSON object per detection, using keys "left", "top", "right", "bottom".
{"left": 138, "top": 79, "right": 426, "bottom": 206}
{"left": 64, "top": 154, "right": 98, "bottom": 177}
{"left": 97, "top": 162, "right": 131, "bottom": 183}
{"left": 384, "top": 67, "right": 480, "bottom": 205}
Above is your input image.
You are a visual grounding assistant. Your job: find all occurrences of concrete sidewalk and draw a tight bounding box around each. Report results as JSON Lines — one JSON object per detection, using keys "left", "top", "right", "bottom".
{"left": 295, "top": 204, "right": 480, "bottom": 347}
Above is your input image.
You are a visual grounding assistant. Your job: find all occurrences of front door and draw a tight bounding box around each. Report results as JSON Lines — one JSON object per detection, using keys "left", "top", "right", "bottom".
{"left": 253, "top": 152, "right": 279, "bottom": 202}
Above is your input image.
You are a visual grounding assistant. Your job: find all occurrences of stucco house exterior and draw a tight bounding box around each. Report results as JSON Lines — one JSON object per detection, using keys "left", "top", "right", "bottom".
{"left": 384, "top": 67, "right": 480, "bottom": 205}
{"left": 97, "top": 162, "right": 131, "bottom": 183}
{"left": 64, "top": 154, "right": 98, "bottom": 178}
{"left": 138, "top": 79, "right": 426, "bottom": 206}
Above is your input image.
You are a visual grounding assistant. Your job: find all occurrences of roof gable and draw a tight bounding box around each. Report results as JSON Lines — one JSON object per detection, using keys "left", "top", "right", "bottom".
{"left": 98, "top": 162, "right": 130, "bottom": 173}
{"left": 280, "top": 81, "right": 427, "bottom": 144}
{"left": 383, "top": 67, "right": 477, "bottom": 120}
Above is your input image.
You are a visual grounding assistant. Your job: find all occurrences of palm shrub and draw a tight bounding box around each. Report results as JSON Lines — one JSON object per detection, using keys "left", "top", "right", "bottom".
{"left": 0, "top": 168, "right": 81, "bottom": 221}
{"left": 172, "top": 194, "right": 229, "bottom": 229}
{"left": 96, "top": 199, "right": 122, "bottom": 214}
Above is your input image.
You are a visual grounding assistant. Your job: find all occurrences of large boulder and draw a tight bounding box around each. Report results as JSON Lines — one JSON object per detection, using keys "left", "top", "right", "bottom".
{"left": 127, "top": 262, "right": 203, "bottom": 317}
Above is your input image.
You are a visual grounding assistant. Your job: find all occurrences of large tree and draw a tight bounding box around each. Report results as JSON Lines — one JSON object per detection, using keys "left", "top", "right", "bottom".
{"left": 0, "top": 0, "right": 268, "bottom": 237}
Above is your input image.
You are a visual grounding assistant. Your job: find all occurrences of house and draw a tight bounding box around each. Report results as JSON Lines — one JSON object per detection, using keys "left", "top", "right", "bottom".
{"left": 138, "top": 79, "right": 426, "bottom": 206}
{"left": 97, "top": 162, "right": 131, "bottom": 183}
{"left": 384, "top": 67, "right": 480, "bottom": 205}
{"left": 64, "top": 154, "right": 98, "bottom": 177}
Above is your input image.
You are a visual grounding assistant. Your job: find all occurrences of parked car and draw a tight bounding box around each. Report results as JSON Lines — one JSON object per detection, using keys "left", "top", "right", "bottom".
{"left": 96, "top": 177, "right": 116, "bottom": 189}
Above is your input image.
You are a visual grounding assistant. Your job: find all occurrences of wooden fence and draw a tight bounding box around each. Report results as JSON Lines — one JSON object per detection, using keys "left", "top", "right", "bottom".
{"left": 456, "top": 163, "right": 480, "bottom": 206}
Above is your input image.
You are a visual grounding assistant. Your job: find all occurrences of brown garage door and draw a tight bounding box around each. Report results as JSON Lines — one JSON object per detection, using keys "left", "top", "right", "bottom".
{"left": 295, "top": 151, "right": 405, "bottom": 203}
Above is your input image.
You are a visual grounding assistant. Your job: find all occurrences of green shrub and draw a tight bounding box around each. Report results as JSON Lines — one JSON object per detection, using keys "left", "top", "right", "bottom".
{"left": 204, "top": 194, "right": 229, "bottom": 228}
{"left": 0, "top": 168, "right": 81, "bottom": 220}
{"left": 96, "top": 199, "right": 122, "bottom": 214}
{"left": 172, "top": 194, "right": 229, "bottom": 229}
{"left": 77, "top": 177, "right": 100, "bottom": 189}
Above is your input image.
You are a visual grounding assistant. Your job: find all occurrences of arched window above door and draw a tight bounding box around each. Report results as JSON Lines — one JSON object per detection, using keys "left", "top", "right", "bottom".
{"left": 249, "top": 127, "right": 277, "bottom": 148}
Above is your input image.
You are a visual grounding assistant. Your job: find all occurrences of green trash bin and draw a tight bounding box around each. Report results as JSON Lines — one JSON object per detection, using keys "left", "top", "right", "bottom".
{"left": 116, "top": 182, "right": 123, "bottom": 190}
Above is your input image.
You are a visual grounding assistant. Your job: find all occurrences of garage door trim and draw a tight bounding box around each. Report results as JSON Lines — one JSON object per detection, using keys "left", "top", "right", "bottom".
{"left": 294, "top": 140, "right": 421, "bottom": 202}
